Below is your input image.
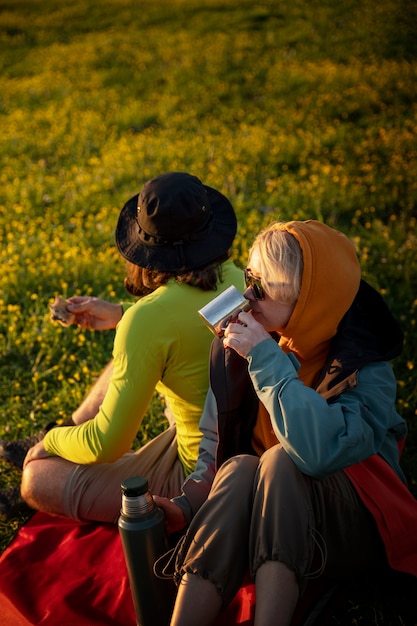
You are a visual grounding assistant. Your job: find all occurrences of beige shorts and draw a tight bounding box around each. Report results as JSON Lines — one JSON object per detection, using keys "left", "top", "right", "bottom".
{"left": 63, "top": 424, "right": 185, "bottom": 523}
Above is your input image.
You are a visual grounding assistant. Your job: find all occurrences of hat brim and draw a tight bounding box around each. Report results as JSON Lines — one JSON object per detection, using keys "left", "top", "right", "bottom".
{"left": 115, "top": 185, "right": 237, "bottom": 271}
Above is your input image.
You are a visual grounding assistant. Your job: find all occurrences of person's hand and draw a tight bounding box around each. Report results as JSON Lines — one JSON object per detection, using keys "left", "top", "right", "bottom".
{"left": 153, "top": 496, "right": 187, "bottom": 535}
{"left": 223, "top": 310, "right": 270, "bottom": 358}
{"left": 66, "top": 297, "right": 124, "bottom": 330}
{"left": 23, "top": 440, "right": 50, "bottom": 469}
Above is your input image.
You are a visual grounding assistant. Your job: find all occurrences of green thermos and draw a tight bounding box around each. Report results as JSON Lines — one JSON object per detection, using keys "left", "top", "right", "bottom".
{"left": 118, "top": 476, "right": 175, "bottom": 626}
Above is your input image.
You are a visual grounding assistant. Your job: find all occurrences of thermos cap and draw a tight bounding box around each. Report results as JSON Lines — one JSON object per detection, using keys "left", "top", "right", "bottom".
{"left": 121, "top": 476, "right": 149, "bottom": 497}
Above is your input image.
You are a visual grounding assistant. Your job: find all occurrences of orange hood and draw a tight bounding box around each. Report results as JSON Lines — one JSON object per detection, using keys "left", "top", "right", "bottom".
{"left": 278, "top": 220, "right": 361, "bottom": 386}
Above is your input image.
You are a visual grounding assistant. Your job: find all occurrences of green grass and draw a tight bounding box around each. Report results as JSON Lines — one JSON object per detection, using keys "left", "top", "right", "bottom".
{"left": 1, "top": 0, "right": 417, "bottom": 623}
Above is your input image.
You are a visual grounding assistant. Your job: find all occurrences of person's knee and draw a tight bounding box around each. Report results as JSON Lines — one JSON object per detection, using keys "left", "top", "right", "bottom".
{"left": 226, "top": 454, "right": 259, "bottom": 473}
{"left": 256, "top": 446, "right": 307, "bottom": 505}
{"left": 21, "top": 457, "right": 70, "bottom": 511}
{"left": 20, "top": 461, "right": 38, "bottom": 504}
{"left": 214, "top": 454, "right": 259, "bottom": 490}
{"left": 20, "top": 459, "right": 50, "bottom": 504}
{"left": 259, "top": 445, "right": 297, "bottom": 480}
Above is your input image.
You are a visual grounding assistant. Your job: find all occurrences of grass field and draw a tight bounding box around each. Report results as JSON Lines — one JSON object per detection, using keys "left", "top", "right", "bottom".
{"left": 1, "top": 0, "right": 417, "bottom": 623}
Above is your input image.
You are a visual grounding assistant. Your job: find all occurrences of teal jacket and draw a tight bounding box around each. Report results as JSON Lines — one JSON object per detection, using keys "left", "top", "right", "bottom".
{"left": 174, "top": 281, "right": 417, "bottom": 577}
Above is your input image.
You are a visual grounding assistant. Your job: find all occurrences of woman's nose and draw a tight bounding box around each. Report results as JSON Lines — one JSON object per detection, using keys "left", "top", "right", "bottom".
{"left": 243, "top": 286, "right": 255, "bottom": 301}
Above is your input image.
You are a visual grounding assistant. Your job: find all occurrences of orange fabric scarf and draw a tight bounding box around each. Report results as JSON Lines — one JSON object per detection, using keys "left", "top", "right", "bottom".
{"left": 251, "top": 220, "right": 361, "bottom": 455}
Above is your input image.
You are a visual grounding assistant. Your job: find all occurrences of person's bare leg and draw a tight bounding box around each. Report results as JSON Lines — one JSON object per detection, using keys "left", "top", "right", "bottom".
{"left": 71, "top": 360, "right": 113, "bottom": 424}
{"left": 170, "top": 573, "right": 222, "bottom": 626}
{"left": 254, "top": 560, "right": 299, "bottom": 626}
{"left": 21, "top": 457, "right": 75, "bottom": 516}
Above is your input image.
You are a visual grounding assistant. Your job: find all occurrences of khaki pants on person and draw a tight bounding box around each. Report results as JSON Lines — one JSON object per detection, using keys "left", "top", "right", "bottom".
{"left": 63, "top": 425, "right": 184, "bottom": 523}
{"left": 173, "top": 445, "right": 387, "bottom": 608}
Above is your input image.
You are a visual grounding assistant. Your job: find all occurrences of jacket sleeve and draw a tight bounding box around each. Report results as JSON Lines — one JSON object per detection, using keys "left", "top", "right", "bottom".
{"left": 172, "top": 387, "right": 218, "bottom": 522}
{"left": 247, "top": 338, "right": 406, "bottom": 479}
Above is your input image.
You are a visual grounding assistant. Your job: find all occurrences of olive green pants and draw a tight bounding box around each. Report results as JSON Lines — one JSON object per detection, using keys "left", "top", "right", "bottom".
{"left": 173, "top": 446, "right": 386, "bottom": 608}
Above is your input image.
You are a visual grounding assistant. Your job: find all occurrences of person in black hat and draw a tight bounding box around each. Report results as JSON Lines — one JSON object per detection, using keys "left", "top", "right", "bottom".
{"left": 0, "top": 172, "right": 243, "bottom": 523}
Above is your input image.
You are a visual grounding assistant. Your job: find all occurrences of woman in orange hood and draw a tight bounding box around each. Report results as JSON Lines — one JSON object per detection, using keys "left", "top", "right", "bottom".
{"left": 156, "top": 220, "right": 417, "bottom": 626}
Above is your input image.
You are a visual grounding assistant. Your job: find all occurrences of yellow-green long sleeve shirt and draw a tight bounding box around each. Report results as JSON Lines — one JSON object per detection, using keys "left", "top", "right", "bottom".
{"left": 44, "top": 260, "right": 244, "bottom": 475}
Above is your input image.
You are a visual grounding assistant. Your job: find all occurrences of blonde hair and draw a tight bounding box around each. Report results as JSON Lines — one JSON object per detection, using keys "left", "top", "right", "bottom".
{"left": 248, "top": 222, "right": 303, "bottom": 304}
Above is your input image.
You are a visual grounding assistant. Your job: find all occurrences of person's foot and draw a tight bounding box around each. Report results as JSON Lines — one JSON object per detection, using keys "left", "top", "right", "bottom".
{"left": 0, "top": 486, "right": 33, "bottom": 518}
{"left": 0, "top": 432, "right": 45, "bottom": 470}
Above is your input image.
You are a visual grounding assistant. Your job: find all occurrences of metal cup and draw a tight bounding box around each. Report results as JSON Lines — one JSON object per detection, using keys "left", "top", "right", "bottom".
{"left": 198, "top": 285, "right": 250, "bottom": 337}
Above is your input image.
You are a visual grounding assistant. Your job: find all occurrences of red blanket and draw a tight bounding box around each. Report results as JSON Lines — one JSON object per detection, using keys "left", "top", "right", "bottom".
{"left": 0, "top": 512, "right": 342, "bottom": 626}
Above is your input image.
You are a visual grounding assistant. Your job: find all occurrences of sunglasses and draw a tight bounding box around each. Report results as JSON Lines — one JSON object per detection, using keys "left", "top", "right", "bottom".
{"left": 244, "top": 268, "right": 265, "bottom": 300}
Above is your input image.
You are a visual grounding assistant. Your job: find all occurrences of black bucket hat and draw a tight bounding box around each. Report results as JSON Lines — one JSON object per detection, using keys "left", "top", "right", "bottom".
{"left": 115, "top": 172, "right": 237, "bottom": 271}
